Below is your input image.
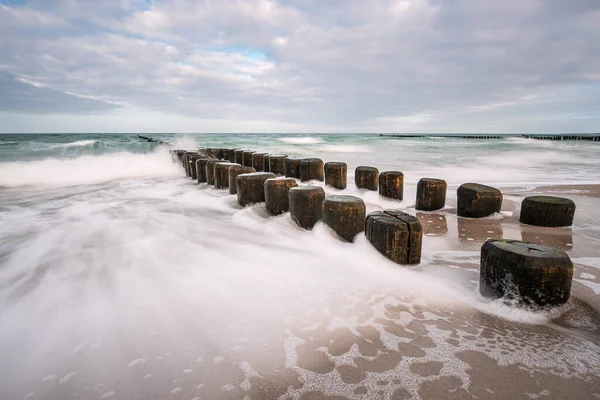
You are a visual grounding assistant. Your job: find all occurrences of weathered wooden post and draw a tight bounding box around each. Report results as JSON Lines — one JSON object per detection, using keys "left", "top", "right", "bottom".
{"left": 205, "top": 159, "right": 222, "bottom": 186}
{"left": 299, "top": 158, "right": 324, "bottom": 182}
{"left": 227, "top": 148, "right": 239, "bottom": 163}
{"left": 416, "top": 178, "right": 447, "bottom": 211}
{"left": 286, "top": 158, "right": 300, "bottom": 178}
{"left": 252, "top": 153, "right": 267, "bottom": 172}
{"left": 182, "top": 152, "right": 197, "bottom": 176}
{"left": 264, "top": 178, "right": 298, "bottom": 215}
{"left": 269, "top": 155, "right": 287, "bottom": 176}
{"left": 365, "top": 210, "right": 423, "bottom": 265}
{"left": 324, "top": 162, "right": 347, "bottom": 189}
{"left": 236, "top": 172, "right": 276, "bottom": 206}
{"left": 228, "top": 165, "right": 256, "bottom": 195}
{"left": 188, "top": 155, "right": 204, "bottom": 180}
{"left": 214, "top": 162, "right": 240, "bottom": 189}
{"left": 221, "top": 149, "right": 231, "bottom": 162}
{"left": 289, "top": 186, "right": 326, "bottom": 229}
{"left": 519, "top": 196, "right": 575, "bottom": 227}
{"left": 242, "top": 150, "right": 256, "bottom": 167}
{"left": 196, "top": 158, "right": 210, "bottom": 183}
{"left": 457, "top": 183, "right": 503, "bottom": 218}
{"left": 175, "top": 150, "right": 186, "bottom": 162}
{"left": 480, "top": 239, "right": 573, "bottom": 306}
{"left": 197, "top": 148, "right": 209, "bottom": 157}
{"left": 322, "top": 195, "right": 365, "bottom": 241}
{"left": 355, "top": 166, "right": 379, "bottom": 190}
{"left": 234, "top": 149, "right": 245, "bottom": 165}
{"left": 379, "top": 171, "right": 404, "bottom": 200}
{"left": 263, "top": 154, "right": 271, "bottom": 172}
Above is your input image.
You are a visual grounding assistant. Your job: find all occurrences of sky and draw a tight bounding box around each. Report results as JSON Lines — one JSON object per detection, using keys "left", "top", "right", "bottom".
{"left": 0, "top": 0, "right": 599, "bottom": 133}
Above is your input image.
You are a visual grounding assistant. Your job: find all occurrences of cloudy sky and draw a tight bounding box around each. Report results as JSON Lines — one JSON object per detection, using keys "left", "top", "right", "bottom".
{"left": 1, "top": 0, "right": 599, "bottom": 133}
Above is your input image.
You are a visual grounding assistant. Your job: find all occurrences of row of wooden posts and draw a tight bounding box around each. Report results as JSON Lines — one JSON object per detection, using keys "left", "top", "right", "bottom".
{"left": 170, "top": 146, "right": 576, "bottom": 308}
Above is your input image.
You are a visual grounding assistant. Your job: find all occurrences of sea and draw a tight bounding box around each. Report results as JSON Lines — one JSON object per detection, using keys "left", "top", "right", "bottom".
{"left": 0, "top": 133, "right": 599, "bottom": 399}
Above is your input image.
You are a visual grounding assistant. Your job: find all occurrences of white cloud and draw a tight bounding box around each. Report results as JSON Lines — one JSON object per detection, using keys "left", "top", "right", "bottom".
{"left": 0, "top": 0, "right": 599, "bottom": 132}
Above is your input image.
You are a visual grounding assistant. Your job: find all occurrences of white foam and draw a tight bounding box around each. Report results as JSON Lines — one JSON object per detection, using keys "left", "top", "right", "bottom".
{"left": 277, "top": 137, "right": 323, "bottom": 144}
{"left": 0, "top": 149, "right": 180, "bottom": 187}
{"left": 53, "top": 140, "right": 99, "bottom": 148}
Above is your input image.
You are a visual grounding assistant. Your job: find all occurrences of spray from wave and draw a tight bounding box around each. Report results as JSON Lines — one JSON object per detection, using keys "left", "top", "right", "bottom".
{"left": 0, "top": 148, "right": 181, "bottom": 187}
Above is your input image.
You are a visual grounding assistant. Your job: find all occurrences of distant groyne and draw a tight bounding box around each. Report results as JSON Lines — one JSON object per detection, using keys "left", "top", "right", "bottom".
{"left": 380, "top": 134, "right": 600, "bottom": 141}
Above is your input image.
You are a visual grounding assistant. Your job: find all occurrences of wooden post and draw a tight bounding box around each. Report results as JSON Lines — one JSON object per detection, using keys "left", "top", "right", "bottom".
{"left": 457, "top": 183, "right": 502, "bottom": 218}
{"left": 519, "top": 196, "right": 575, "bottom": 227}
{"left": 324, "top": 162, "right": 347, "bottom": 189}
{"left": 379, "top": 171, "right": 404, "bottom": 200}
{"left": 355, "top": 166, "right": 379, "bottom": 191}
{"left": 285, "top": 158, "right": 301, "bottom": 178}
{"left": 242, "top": 150, "right": 256, "bottom": 167}
{"left": 299, "top": 158, "right": 324, "bottom": 182}
{"left": 205, "top": 159, "right": 222, "bottom": 186}
{"left": 236, "top": 172, "right": 276, "bottom": 206}
{"left": 480, "top": 239, "right": 573, "bottom": 306}
{"left": 228, "top": 165, "right": 256, "bottom": 195}
{"left": 214, "top": 162, "right": 240, "bottom": 189}
{"left": 234, "top": 149, "right": 245, "bottom": 165}
{"left": 264, "top": 178, "right": 298, "bottom": 215}
{"left": 322, "top": 195, "right": 365, "bottom": 241}
{"left": 252, "top": 153, "right": 267, "bottom": 172}
{"left": 416, "top": 178, "right": 447, "bottom": 211}
{"left": 269, "top": 155, "right": 287, "bottom": 176}
{"left": 365, "top": 210, "right": 423, "bottom": 265}
{"left": 289, "top": 186, "right": 326, "bottom": 229}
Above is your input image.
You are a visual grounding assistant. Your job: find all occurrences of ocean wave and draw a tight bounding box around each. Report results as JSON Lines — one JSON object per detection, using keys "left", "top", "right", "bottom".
{"left": 0, "top": 149, "right": 180, "bottom": 187}
{"left": 277, "top": 137, "right": 323, "bottom": 145}
{"left": 53, "top": 139, "right": 100, "bottom": 148}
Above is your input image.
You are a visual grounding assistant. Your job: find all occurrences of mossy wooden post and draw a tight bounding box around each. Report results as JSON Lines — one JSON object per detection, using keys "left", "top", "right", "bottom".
{"left": 252, "top": 153, "right": 267, "bottom": 172}
{"left": 286, "top": 158, "right": 300, "bottom": 178}
{"left": 299, "top": 158, "right": 324, "bottom": 182}
{"left": 243, "top": 150, "right": 256, "bottom": 167}
{"left": 519, "top": 196, "right": 575, "bottom": 227}
{"left": 195, "top": 158, "right": 209, "bottom": 183}
{"left": 322, "top": 195, "right": 365, "bottom": 242}
{"left": 355, "top": 166, "right": 379, "bottom": 190}
{"left": 457, "top": 183, "right": 502, "bottom": 218}
{"left": 205, "top": 159, "right": 221, "bottom": 186}
{"left": 379, "top": 171, "right": 404, "bottom": 200}
{"left": 264, "top": 178, "right": 298, "bottom": 215}
{"left": 263, "top": 154, "right": 271, "bottom": 172}
{"left": 416, "top": 178, "right": 447, "bottom": 211}
{"left": 228, "top": 166, "right": 256, "bottom": 195}
{"left": 365, "top": 210, "right": 423, "bottom": 265}
{"left": 324, "top": 162, "right": 347, "bottom": 190}
{"left": 289, "top": 186, "right": 325, "bottom": 229}
{"left": 480, "top": 239, "right": 573, "bottom": 306}
{"left": 269, "top": 155, "right": 287, "bottom": 176}
{"left": 236, "top": 172, "right": 276, "bottom": 206}
{"left": 234, "top": 149, "right": 245, "bottom": 165}
{"left": 214, "top": 162, "right": 240, "bottom": 189}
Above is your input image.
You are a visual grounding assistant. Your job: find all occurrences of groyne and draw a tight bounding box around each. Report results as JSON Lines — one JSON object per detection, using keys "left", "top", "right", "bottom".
{"left": 168, "top": 141, "right": 577, "bottom": 308}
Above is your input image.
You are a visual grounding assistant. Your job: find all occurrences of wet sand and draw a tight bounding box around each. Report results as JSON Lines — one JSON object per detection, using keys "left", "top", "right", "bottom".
{"left": 3, "top": 184, "right": 600, "bottom": 400}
